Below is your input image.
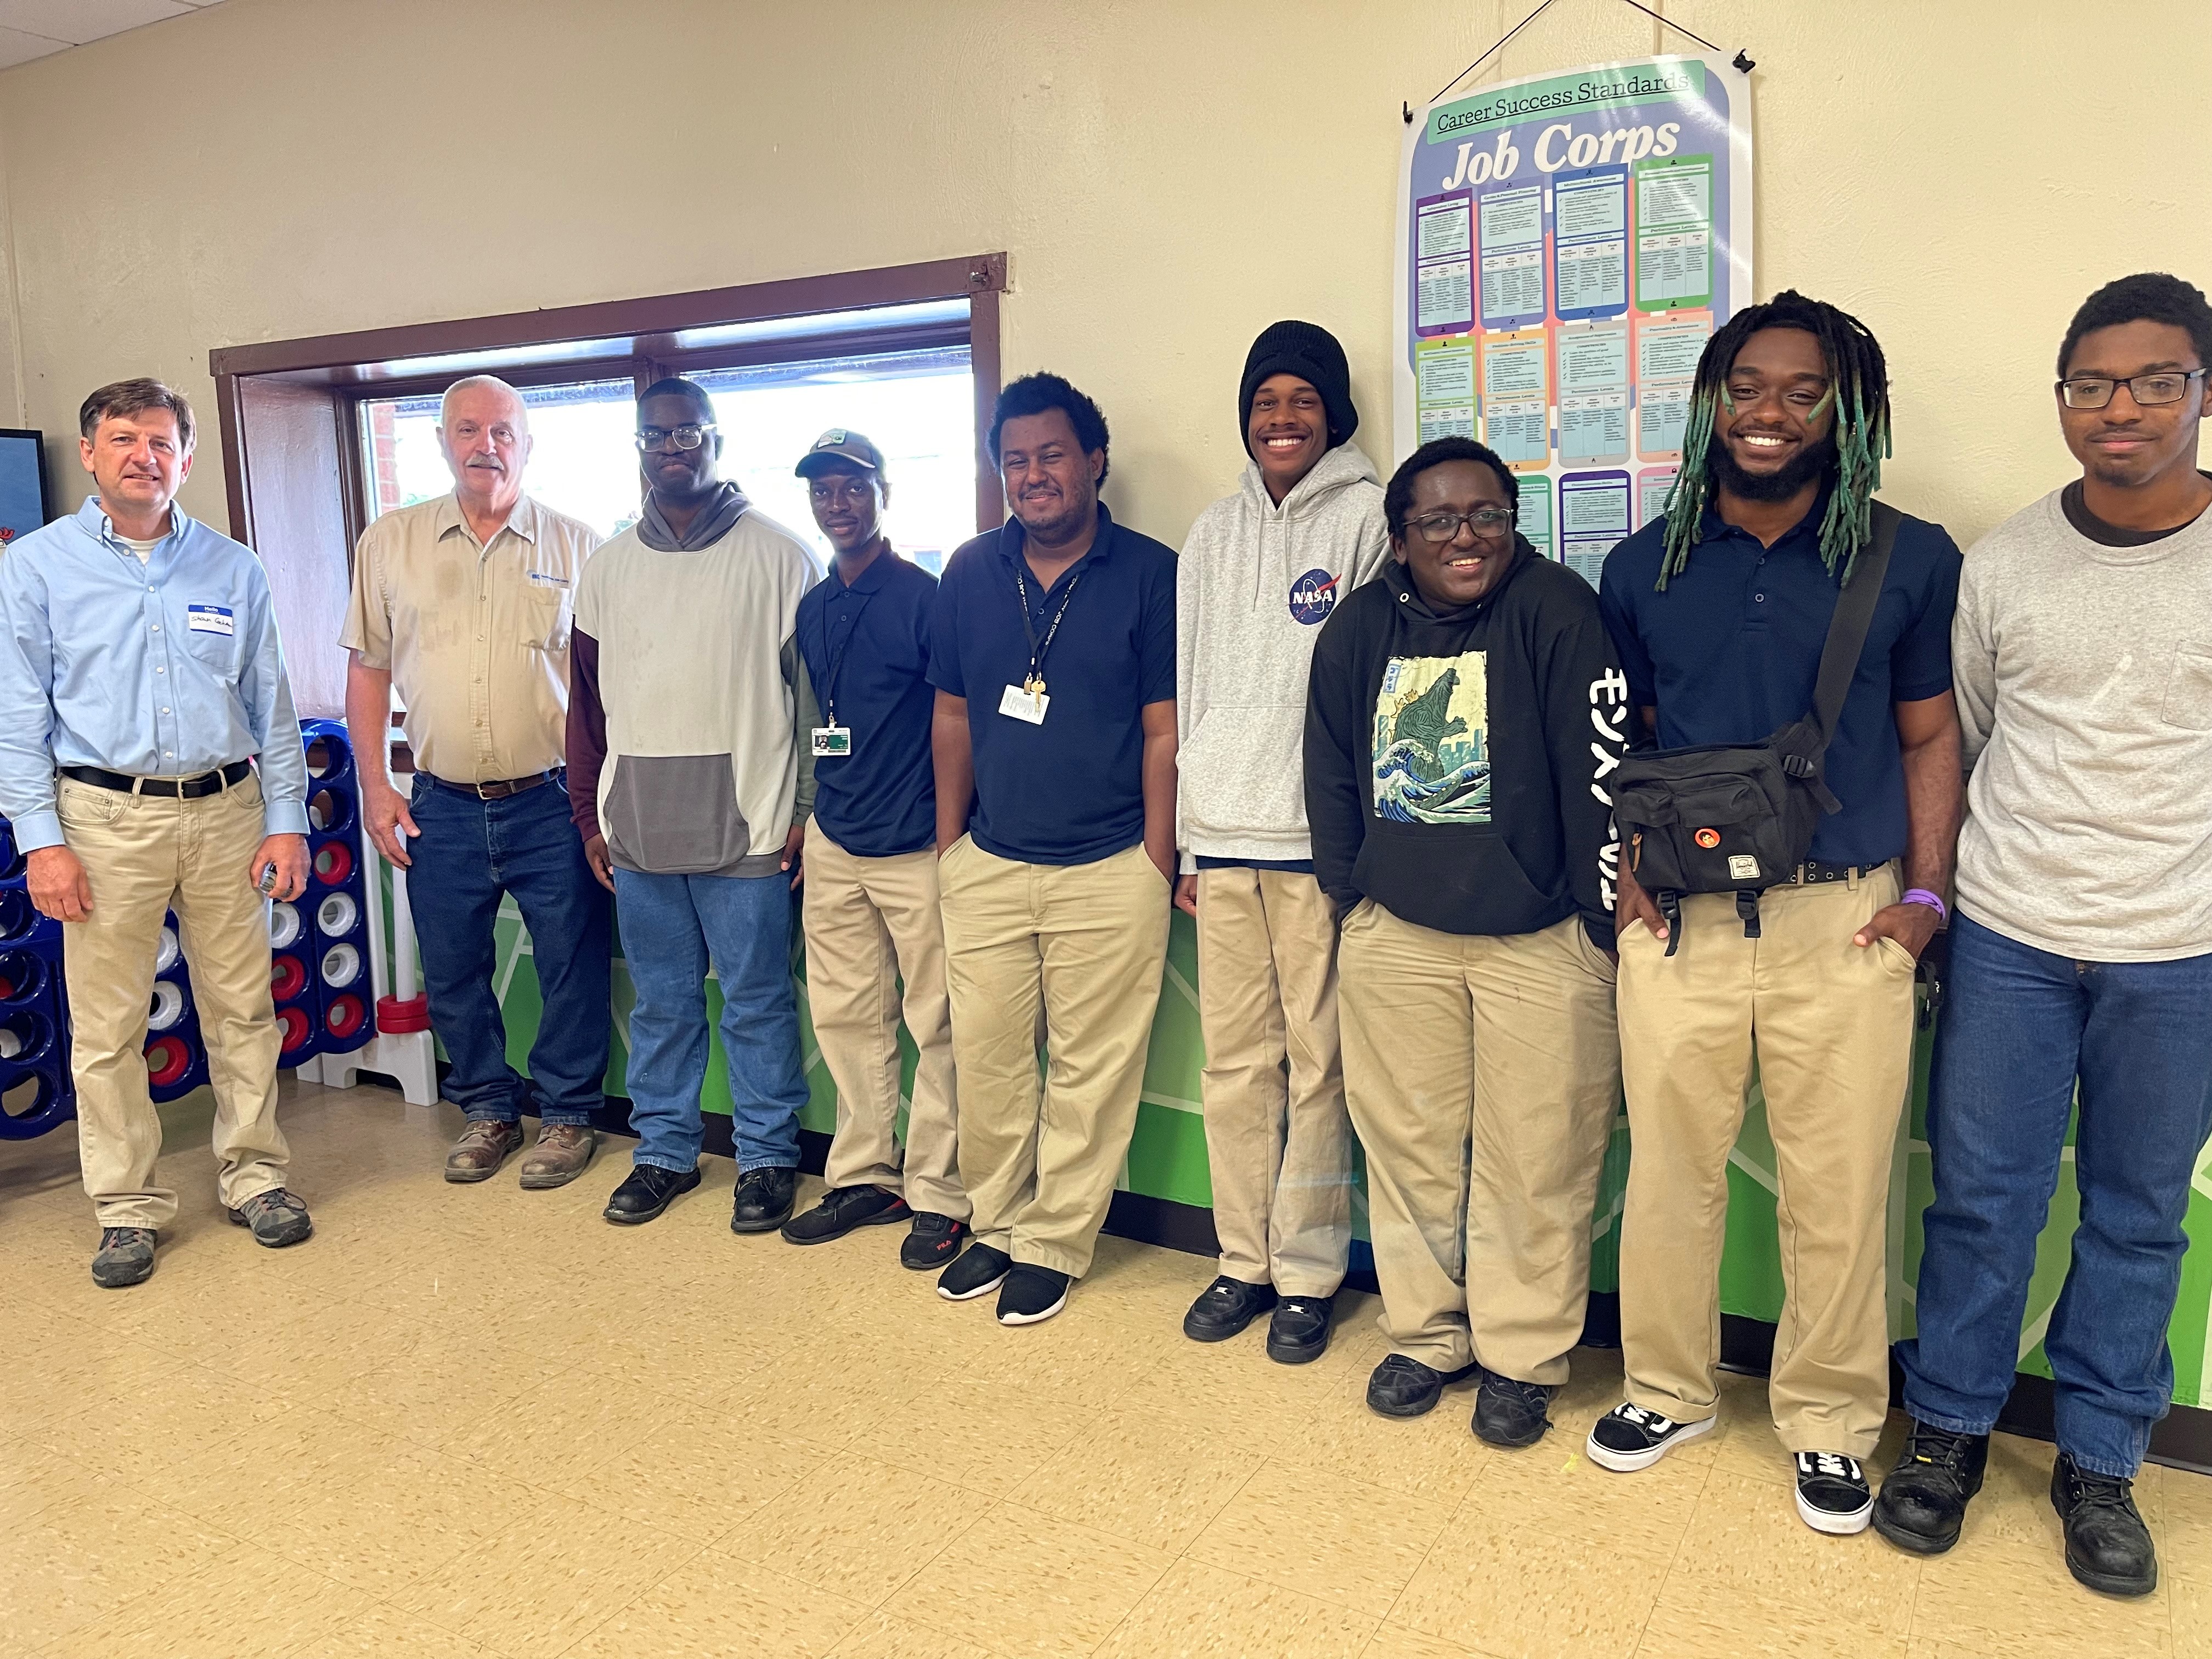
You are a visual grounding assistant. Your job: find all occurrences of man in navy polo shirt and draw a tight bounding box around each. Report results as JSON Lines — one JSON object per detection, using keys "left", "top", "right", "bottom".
{"left": 928, "top": 373, "right": 1178, "bottom": 1327}
{"left": 778, "top": 430, "right": 970, "bottom": 1269}
{"left": 1588, "top": 294, "right": 1963, "bottom": 1537}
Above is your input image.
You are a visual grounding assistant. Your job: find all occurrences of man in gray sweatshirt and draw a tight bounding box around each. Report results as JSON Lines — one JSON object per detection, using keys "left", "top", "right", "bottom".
{"left": 1173, "top": 321, "right": 1391, "bottom": 1363}
{"left": 1878, "top": 274, "right": 2212, "bottom": 1599}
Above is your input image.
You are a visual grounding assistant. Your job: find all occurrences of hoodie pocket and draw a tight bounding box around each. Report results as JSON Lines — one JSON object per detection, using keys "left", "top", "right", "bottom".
{"left": 602, "top": 753, "right": 752, "bottom": 874}
{"left": 1180, "top": 703, "right": 1311, "bottom": 840}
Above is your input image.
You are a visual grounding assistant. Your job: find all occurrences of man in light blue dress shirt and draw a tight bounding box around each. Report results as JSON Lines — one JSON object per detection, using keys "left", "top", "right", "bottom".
{"left": 0, "top": 379, "right": 315, "bottom": 1288}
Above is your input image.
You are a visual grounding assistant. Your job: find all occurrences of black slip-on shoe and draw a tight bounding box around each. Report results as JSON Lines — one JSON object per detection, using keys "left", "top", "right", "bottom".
{"left": 901, "top": 1213, "right": 968, "bottom": 1270}
{"left": 1182, "top": 1276, "right": 1277, "bottom": 1342}
{"left": 2051, "top": 1452, "right": 2158, "bottom": 1596}
{"left": 938, "top": 1242, "right": 1012, "bottom": 1302}
{"left": 781, "top": 1184, "right": 910, "bottom": 1244}
{"left": 1366, "top": 1352, "right": 1477, "bottom": 1419}
{"left": 730, "top": 1166, "right": 799, "bottom": 1234}
{"left": 1584, "top": 1402, "right": 1716, "bottom": 1471}
{"left": 1872, "top": 1420, "right": 1988, "bottom": 1555}
{"left": 603, "top": 1163, "right": 701, "bottom": 1224}
{"left": 1795, "top": 1451, "right": 1874, "bottom": 1534}
{"left": 229, "top": 1188, "right": 314, "bottom": 1249}
{"left": 1265, "top": 1294, "right": 1335, "bottom": 1365}
{"left": 997, "top": 1264, "right": 1071, "bottom": 1326}
{"left": 91, "top": 1226, "right": 158, "bottom": 1288}
{"left": 1472, "top": 1369, "right": 1555, "bottom": 1448}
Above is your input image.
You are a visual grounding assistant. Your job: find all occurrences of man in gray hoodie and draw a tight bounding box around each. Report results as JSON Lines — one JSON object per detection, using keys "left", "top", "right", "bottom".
{"left": 1174, "top": 321, "right": 1391, "bottom": 1363}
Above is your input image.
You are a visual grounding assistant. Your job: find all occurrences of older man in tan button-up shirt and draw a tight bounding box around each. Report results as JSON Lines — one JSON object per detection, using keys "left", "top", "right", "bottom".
{"left": 341, "top": 375, "right": 612, "bottom": 1190}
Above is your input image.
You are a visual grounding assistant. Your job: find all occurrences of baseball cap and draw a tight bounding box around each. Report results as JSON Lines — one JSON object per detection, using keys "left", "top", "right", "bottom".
{"left": 795, "top": 428, "right": 886, "bottom": 478}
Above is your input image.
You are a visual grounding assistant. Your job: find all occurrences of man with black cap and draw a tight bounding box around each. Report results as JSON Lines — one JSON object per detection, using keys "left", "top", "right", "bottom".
{"left": 1173, "top": 321, "right": 1390, "bottom": 1363}
{"left": 779, "top": 430, "right": 970, "bottom": 1268}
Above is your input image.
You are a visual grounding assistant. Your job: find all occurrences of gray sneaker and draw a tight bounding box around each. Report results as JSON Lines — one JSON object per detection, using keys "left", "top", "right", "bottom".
{"left": 91, "top": 1226, "right": 158, "bottom": 1288}
{"left": 229, "top": 1188, "right": 314, "bottom": 1248}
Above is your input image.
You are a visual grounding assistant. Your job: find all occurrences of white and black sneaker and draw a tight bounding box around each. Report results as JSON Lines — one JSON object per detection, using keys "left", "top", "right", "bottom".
{"left": 1795, "top": 1451, "right": 1874, "bottom": 1534}
{"left": 1585, "top": 1402, "right": 1717, "bottom": 1471}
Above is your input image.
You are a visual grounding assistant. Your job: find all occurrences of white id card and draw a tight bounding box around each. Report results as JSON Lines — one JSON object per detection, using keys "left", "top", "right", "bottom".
{"left": 810, "top": 726, "right": 852, "bottom": 758}
{"left": 998, "top": 684, "right": 1049, "bottom": 724}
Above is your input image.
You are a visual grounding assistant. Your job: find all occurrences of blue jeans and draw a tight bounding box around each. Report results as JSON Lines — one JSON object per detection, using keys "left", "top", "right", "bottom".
{"left": 1898, "top": 911, "right": 2212, "bottom": 1476}
{"left": 611, "top": 866, "right": 806, "bottom": 1172}
{"left": 407, "top": 775, "right": 612, "bottom": 1126}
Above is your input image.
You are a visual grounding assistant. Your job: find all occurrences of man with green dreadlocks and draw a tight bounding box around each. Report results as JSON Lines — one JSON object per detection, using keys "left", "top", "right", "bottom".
{"left": 1587, "top": 292, "right": 1965, "bottom": 1537}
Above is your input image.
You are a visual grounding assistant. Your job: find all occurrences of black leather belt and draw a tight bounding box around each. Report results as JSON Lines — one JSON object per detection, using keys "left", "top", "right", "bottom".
{"left": 1791, "top": 859, "right": 1877, "bottom": 884}
{"left": 424, "top": 768, "right": 562, "bottom": 801}
{"left": 61, "top": 760, "right": 252, "bottom": 798}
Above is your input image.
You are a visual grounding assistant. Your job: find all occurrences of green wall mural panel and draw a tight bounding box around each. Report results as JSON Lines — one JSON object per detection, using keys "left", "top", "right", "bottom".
{"left": 478, "top": 897, "right": 2211, "bottom": 1410}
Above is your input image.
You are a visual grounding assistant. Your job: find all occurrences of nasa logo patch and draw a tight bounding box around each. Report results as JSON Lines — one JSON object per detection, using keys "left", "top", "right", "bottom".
{"left": 1287, "top": 568, "right": 1339, "bottom": 626}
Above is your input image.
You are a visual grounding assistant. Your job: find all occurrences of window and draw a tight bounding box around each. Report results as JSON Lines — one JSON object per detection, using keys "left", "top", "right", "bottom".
{"left": 361, "top": 379, "right": 640, "bottom": 537}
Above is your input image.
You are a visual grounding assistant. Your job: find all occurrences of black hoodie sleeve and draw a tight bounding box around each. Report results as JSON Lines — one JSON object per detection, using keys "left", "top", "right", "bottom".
{"left": 1538, "top": 585, "right": 1633, "bottom": 950}
{"left": 1302, "top": 601, "right": 1369, "bottom": 918}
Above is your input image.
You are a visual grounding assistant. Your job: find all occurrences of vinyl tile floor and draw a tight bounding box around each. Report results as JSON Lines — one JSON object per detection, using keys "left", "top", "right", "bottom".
{"left": 3, "top": 1079, "right": 2207, "bottom": 1659}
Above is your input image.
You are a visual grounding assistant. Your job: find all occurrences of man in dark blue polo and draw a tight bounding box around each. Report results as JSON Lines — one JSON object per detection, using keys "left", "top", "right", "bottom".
{"left": 928, "top": 373, "right": 1178, "bottom": 1327}
{"left": 779, "top": 430, "right": 970, "bottom": 1269}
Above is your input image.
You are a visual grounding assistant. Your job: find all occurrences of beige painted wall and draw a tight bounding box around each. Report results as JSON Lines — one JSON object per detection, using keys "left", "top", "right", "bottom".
{"left": 0, "top": 0, "right": 2206, "bottom": 558}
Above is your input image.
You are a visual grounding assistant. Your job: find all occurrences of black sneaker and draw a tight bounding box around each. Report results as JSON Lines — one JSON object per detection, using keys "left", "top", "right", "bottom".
{"left": 91, "top": 1226, "right": 157, "bottom": 1288}
{"left": 730, "top": 1166, "right": 798, "bottom": 1233}
{"left": 1795, "top": 1451, "right": 1874, "bottom": 1534}
{"left": 2051, "top": 1452, "right": 2158, "bottom": 1597}
{"left": 1472, "top": 1369, "right": 1555, "bottom": 1449}
{"left": 604, "top": 1163, "right": 701, "bottom": 1224}
{"left": 937, "top": 1242, "right": 1012, "bottom": 1302}
{"left": 1182, "top": 1276, "right": 1277, "bottom": 1342}
{"left": 1365, "top": 1353, "right": 1477, "bottom": 1419}
{"left": 1584, "top": 1402, "right": 1716, "bottom": 1471}
{"left": 781, "top": 1184, "right": 910, "bottom": 1244}
{"left": 901, "top": 1213, "right": 969, "bottom": 1270}
{"left": 1265, "top": 1295, "right": 1334, "bottom": 1364}
{"left": 1872, "top": 1420, "right": 1988, "bottom": 1555}
{"left": 228, "top": 1188, "right": 314, "bottom": 1248}
{"left": 997, "top": 1264, "right": 1071, "bottom": 1326}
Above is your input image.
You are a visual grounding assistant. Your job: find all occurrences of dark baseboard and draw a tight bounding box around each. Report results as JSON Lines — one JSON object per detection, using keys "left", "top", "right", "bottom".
{"left": 401, "top": 1073, "right": 2212, "bottom": 1476}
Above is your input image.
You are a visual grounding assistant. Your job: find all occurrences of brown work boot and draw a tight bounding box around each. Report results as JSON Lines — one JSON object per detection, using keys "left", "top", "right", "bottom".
{"left": 445, "top": 1119, "right": 524, "bottom": 1183}
{"left": 519, "top": 1123, "right": 598, "bottom": 1190}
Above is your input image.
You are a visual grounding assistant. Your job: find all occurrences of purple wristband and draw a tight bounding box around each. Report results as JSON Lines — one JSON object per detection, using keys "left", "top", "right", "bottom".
{"left": 1902, "top": 888, "right": 1948, "bottom": 923}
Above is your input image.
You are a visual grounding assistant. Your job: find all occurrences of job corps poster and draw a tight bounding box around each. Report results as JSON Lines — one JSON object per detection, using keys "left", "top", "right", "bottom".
{"left": 1393, "top": 55, "right": 1753, "bottom": 587}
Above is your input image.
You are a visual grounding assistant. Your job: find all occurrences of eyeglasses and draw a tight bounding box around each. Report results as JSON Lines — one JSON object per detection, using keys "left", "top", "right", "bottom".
{"left": 635, "top": 423, "right": 716, "bottom": 452}
{"left": 2056, "top": 370, "right": 2205, "bottom": 410}
{"left": 1404, "top": 507, "right": 1515, "bottom": 544}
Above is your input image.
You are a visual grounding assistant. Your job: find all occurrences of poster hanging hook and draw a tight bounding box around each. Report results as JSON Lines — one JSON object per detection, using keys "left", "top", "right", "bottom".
{"left": 1410, "top": 0, "right": 1754, "bottom": 119}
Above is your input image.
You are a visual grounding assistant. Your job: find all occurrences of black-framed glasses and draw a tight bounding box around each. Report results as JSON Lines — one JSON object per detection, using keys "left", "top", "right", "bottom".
{"left": 2056, "top": 370, "right": 2205, "bottom": 410}
{"left": 1404, "top": 507, "right": 1515, "bottom": 544}
{"left": 635, "top": 423, "right": 716, "bottom": 452}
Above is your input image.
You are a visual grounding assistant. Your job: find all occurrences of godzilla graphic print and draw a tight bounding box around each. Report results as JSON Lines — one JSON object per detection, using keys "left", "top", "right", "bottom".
{"left": 1372, "top": 652, "right": 1491, "bottom": 823}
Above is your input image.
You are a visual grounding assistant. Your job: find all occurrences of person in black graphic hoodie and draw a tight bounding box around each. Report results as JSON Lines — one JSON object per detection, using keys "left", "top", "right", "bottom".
{"left": 1305, "top": 436, "right": 1629, "bottom": 1447}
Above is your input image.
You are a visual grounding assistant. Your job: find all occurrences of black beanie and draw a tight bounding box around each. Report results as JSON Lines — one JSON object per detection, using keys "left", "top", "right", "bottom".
{"left": 1239, "top": 320, "right": 1358, "bottom": 451}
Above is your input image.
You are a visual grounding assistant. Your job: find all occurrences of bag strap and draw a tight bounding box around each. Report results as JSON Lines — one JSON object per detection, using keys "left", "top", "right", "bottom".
{"left": 1808, "top": 500, "right": 1901, "bottom": 748}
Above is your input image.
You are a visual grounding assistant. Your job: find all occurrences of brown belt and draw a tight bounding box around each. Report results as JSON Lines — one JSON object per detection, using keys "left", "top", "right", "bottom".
{"left": 424, "top": 768, "right": 562, "bottom": 802}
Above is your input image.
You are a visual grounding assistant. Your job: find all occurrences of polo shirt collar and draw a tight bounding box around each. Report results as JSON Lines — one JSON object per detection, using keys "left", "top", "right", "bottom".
{"left": 435, "top": 490, "right": 539, "bottom": 546}
{"left": 831, "top": 543, "right": 900, "bottom": 594}
{"left": 996, "top": 503, "right": 1118, "bottom": 572}
{"left": 1695, "top": 478, "right": 1837, "bottom": 560}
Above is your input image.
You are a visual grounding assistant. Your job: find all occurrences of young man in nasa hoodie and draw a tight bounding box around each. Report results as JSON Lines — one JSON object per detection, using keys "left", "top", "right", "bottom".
{"left": 1173, "top": 321, "right": 1392, "bottom": 1363}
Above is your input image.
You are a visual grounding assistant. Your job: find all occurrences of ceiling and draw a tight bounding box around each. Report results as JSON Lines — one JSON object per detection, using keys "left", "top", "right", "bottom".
{"left": 0, "top": 1, "right": 225, "bottom": 72}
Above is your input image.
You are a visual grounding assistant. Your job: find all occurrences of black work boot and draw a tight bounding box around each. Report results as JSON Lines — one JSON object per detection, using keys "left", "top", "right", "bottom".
{"left": 2050, "top": 1452, "right": 2157, "bottom": 1597}
{"left": 730, "top": 1166, "right": 799, "bottom": 1233}
{"left": 1872, "top": 1420, "right": 1989, "bottom": 1555}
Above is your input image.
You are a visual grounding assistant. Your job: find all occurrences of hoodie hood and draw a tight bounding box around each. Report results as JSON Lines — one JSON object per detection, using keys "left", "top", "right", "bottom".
{"left": 639, "top": 481, "right": 751, "bottom": 552}
{"left": 1380, "top": 532, "right": 1538, "bottom": 624}
{"left": 1238, "top": 439, "right": 1381, "bottom": 522}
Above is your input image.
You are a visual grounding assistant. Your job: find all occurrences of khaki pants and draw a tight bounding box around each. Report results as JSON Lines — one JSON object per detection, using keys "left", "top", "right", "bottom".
{"left": 1340, "top": 905, "right": 1621, "bottom": 1383}
{"left": 801, "top": 818, "right": 965, "bottom": 1220}
{"left": 1194, "top": 866, "right": 1351, "bottom": 1296}
{"left": 55, "top": 774, "right": 289, "bottom": 1228}
{"left": 1617, "top": 863, "right": 1915, "bottom": 1458}
{"left": 938, "top": 837, "right": 1170, "bottom": 1278}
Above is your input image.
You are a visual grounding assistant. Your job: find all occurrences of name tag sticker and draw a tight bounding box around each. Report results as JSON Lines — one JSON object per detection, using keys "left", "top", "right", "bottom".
{"left": 810, "top": 725, "right": 853, "bottom": 758}
{"left": 527, "top": 571, "right": 569, "bottom": 588}
{"left": 998, "top": 684, "right": 1049, "bottom": 725}
{"left": 187, "top": 605, "right": 235, "bottom": 636}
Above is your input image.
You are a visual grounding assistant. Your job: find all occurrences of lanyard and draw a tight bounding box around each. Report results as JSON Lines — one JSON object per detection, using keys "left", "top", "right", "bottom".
{"left": 814, "top": 586, "right": 877, "bottom": 726}
{"left": 1011, "top": 560, "right": 1084, "bottom": 696}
